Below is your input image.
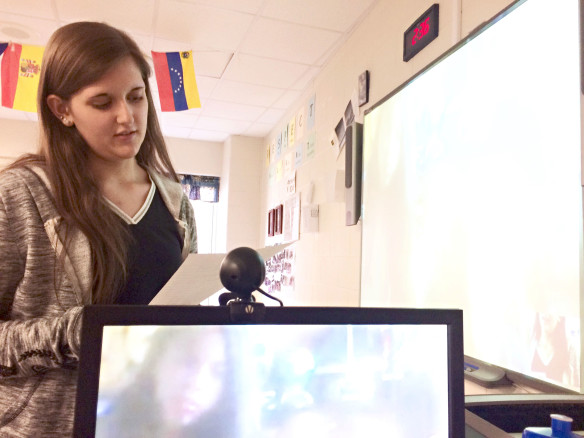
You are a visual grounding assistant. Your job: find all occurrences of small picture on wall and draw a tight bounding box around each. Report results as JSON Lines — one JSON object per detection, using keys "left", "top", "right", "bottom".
{"left": 275, "top": 204, "right": 284, "bottom": 234}
{"left": 335, "top": 118, "right": 346, "bottom": 147}
{"left": 279, "top": 204, "right": 284, "bottom": 230}
{"left": 344, "top": 100, "right": 355, "bottom": 126}
{"left": 268, "top": 209, "right": 274, "bottom": 237}
{"left": 358, "top": 70, "right": 370, "bottom": 106}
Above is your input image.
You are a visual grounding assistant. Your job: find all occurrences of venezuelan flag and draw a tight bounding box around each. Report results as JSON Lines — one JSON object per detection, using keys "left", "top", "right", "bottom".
{"left": 1, "top": 42, "right": 44, "bottom": 112}
{"left": 151, "top": 50, "right": 200, "bottom": 112}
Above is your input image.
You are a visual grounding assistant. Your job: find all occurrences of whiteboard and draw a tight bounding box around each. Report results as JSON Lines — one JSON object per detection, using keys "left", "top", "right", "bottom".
{"left": 361, "top": 0, "right": 582, "bottom": 391}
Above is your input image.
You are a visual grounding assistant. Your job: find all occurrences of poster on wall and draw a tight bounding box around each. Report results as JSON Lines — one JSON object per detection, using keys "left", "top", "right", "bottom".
{"left": 276, "top": 132, "right": 282, "bottom": 159}
{"left": 306, "top": 131, "right": 316, "bottom": 160}
{"left": 265, "top": 143, "right": 270, "bottom": 167}
{"left": 270, "top": 141, "right": 276, "bottom": 164}
{"left": 295, "top": 144, "right": 303, "bottom": 167}
{"left": 284, "top": 153, "right": 293, "bottom": 175}
{"left": 264, "top": 245, "right": 296, "bottom": 294}
{"left": 296, "top": 106, "right": 306, "bottom": 141}
{"left": 282, "top": 125, "right": 288, "bottom": 151}
{"left": 307, "top": 95, "right": 316, "bottom": 130}
{"left": 286, "top": 171, "right": 296, "bottom": 195}
{"left": 288, "top": 117, "right": 296, "bottom": 147}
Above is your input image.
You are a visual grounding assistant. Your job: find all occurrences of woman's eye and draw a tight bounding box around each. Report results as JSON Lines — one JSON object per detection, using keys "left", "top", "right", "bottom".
{"left": 129, "top": 95, "right": 144, "bottom": 103}
{"left": 92, "top": 102, "right": 110, "bottom": 110}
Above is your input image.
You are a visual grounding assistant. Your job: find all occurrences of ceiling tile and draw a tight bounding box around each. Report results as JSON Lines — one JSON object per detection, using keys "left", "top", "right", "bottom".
{"left": 150, "top": 36, "right": 192, "bottom": 53}
{"left": 129, "top": 33, "right": 157, "bottom": 56}
{"left": 201, "top": 100, "right": 266, "bottom": 122}
{"left": 155, "top": 2, "right": 254, "bottom": 52}
{"left": 212, "top": 80, "right": 282, "bottom": 107}
{"left": 55, "top": 0, "right": 157, "bottom": 36}
{"left": 290, "top": 66, "right": 320, "bottom": 91}
{"left": 0, "top": 0, "right": 55, "bottom": 20}
{"left": 244, "top": 122, "right": 274, "bottom": 137}
{"left": 0, "top": 13, "right": 57, "bottom": 45}
{"left": 193, "top": 76, "right": 220, "bottom": 99}
{"left": 157, "top": 109, "right": 201, "bottom": 128}
{"left": 177, "top": 0, "right": 264, "bottom": 15}
{"left": 261, "top": 0, "right": 377, "bottom": 32}
{"left": 222, "top": 54, "right": 308, "bottom": 89}
{"left": 189, "top": 129, "right": 229, "bottom": 142}
{"left": 240, "top": 17, "right": 341, "bottom": 65}
{"left": 195, "top": 116, "right": 251, "bottom": 133}
{"left": 193, "top": 51, "right": 233, "bottom": 78}
{"left": 160, "top": 125, "right": 193, "bottom": 139}
{"left": 256, "top": 108, "right": 286, "bottom": 125}
{"left": 271, "top": 90, "right": 302, "bottom": 110}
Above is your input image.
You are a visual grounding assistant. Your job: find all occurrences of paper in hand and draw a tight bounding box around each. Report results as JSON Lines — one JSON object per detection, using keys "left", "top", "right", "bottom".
{"left": 149, "top": 243, "right": 293, "bottom": 305}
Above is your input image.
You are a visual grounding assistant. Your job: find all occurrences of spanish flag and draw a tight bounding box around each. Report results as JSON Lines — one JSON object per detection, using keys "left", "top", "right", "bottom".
{"left": 1, "top": 42, "right": 44, "bottom": 112}
{"left": 151, "top": 50, "right": 200, "bottom": 112}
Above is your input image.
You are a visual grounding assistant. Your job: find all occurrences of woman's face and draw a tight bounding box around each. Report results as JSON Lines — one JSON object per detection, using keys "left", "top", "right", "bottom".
{"left": 539, "top": 312, "right": 561, "bottom": 334}
{"left": 154, "top": 331, "right": 227, "bottom": 427}
{"left": 65, "top": 56, "right": 148, "bottom": 165}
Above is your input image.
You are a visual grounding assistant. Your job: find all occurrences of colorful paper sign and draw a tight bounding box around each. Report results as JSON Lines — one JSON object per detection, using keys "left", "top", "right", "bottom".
{"left": 288, "top": 117, "right": 296, "bottom": 147}
{"left": 296, "top": 106, "right": 306, "bottom": 141}
{"left": 284, "top": 152, "right": 292, "bottom": 174}
{"left": 307, "top": 95, "right": 316, "bottom": 130}
{"left": 295, "top": 144, "right": 303, "bottom": 167}
{"left": 276, "top": 132, "right": 282, "bottom": 159}
{"left": 306, "top": 131, "right": 316, "bottom": 159}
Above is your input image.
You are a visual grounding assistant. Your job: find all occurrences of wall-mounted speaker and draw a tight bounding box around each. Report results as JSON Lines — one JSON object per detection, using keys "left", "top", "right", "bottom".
{"left": 345, "top": 122, "right": 363, "bottom": 226}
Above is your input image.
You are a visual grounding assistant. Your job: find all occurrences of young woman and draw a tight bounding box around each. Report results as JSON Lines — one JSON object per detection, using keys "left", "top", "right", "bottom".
{"left": 0, "top": 22, "right": 197, "bottom": 437}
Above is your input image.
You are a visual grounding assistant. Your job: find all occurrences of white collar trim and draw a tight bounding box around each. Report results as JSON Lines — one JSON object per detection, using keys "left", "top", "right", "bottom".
{"left": 104, "top": 176, "right": 155, "bottom": 225}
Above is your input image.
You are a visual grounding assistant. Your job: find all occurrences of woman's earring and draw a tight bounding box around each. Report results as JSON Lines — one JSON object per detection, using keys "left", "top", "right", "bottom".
{"left": 60, "top": 115, "right": 72, "bottom": 127}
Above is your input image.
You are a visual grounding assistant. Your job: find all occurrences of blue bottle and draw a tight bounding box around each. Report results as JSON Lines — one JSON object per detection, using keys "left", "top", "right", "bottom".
{"left": 523, "top": 414, "right": 582, "bottom": 437}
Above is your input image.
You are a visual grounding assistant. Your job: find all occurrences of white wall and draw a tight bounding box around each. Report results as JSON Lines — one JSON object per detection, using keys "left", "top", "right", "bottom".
{"left": 261, "top": 0, "right": 515, "bottom": 306}
{"left": 0, "top": 119, "right": 40, "bottom": 167}
{"left": 165, "top": 136, "right": 222, "bottom": 176}
{"left": 218, "top": 135, "right": 264, "bottom": 252}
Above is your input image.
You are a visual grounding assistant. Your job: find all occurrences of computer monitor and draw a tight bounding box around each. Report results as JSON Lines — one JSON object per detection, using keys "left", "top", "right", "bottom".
{"left": 74, "top": 305, "right": 464, "bottom": 437}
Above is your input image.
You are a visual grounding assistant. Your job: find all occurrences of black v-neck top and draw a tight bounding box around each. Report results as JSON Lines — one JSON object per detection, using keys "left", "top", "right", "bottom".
{"left": 114, "top": 187, "right": 184, "bottom": 304}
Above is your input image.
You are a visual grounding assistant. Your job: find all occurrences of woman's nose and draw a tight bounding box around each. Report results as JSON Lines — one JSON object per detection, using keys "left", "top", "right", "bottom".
{"left": 116, "top": 101, "right": 134, "bottom": 124}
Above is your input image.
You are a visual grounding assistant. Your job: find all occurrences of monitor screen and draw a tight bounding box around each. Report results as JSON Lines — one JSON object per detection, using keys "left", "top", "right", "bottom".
{"left": 74, "top": 305, "right": 464, "bottom": 437}
{"left": 361, "top": 0, "right": 582, "bottom": 391}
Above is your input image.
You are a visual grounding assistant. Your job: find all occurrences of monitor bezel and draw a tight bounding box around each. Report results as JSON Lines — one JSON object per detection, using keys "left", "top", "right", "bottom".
{"left": 73, "top": 305, "right": 464, "bottom": 437}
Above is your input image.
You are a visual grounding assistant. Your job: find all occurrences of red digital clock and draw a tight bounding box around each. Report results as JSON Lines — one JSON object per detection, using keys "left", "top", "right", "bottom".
{"left": 403, "top": 4, "right": 439, "bottom": 62}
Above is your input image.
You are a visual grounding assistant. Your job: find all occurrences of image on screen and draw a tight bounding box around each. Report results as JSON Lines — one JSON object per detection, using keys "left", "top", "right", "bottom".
{"left": 361, "top": 0, "right": 582, "bottom": 390}
{"left": 94, "top": 324, "right": 450, "bottom": 438}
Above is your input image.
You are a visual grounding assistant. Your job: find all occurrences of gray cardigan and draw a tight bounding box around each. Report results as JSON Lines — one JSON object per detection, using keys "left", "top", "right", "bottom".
{"left": 0, "top": 165, "right": 197, "bottom": 437}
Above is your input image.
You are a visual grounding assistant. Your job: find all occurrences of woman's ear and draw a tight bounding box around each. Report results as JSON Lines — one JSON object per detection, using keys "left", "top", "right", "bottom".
{"left": 46, "top": 94, "right": 74, "bottom": 127}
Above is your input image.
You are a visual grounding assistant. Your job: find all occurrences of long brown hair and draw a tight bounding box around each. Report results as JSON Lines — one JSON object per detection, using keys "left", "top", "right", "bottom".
{"left": 11, "top": 22, "right": 178, "bottom": 303}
